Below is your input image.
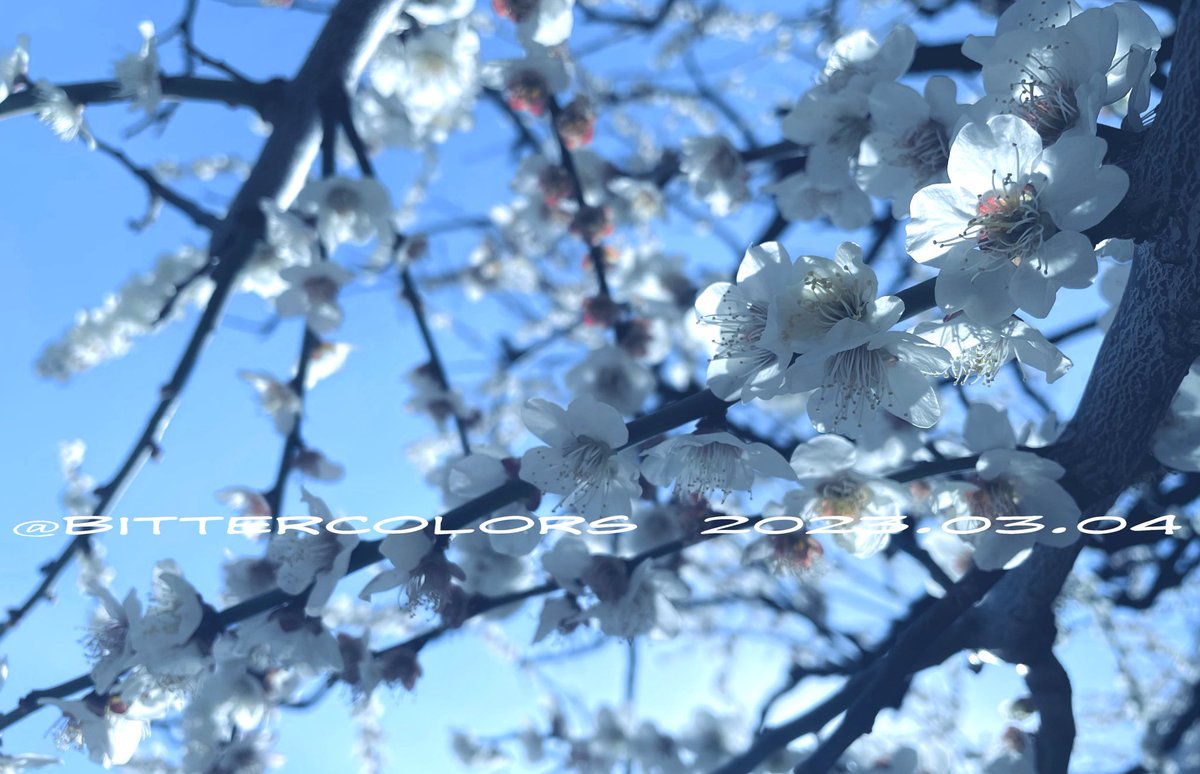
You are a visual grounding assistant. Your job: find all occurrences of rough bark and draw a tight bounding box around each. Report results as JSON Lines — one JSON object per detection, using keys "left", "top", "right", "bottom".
{"left": 1051, "top": 0, "right": 1200, "bottom": 509}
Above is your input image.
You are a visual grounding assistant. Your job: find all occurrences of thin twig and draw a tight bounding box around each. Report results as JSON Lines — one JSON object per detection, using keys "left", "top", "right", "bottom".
{"left": 93, "top": 137, "right": 222, "bottom": 231}
{"left": 400, "top": 263, "right": 473, "bottom": 455}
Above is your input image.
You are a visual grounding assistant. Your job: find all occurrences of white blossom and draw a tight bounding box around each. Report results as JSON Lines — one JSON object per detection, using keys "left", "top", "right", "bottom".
{"left": 358, "top": 530, "right": 435, "bottom": 599}
{"left": 820, "top": 25, "right": 917, "bottom": 93}
{"left": 680, "top": 136, "right": 749, "bottom": 217}
{"left": 33, "top": 81, "right": 95, "bottom": 149}
{"left": 369, "top": 22, "right": 480, "bottom": 135}
{"left": 913, "top": 313, "right": 1071, "bottom": 384}
{"left": 789, "top": 330, "right": 950, "bottom": 438}
{"left": 781, "top": 89, "right": 870, "bottom": 182}
{"left": 113, "top": 21, "right": 161, "bottom": 116}
{"left": 238, "top": 370, "right": 301, "bottom": 435}
{"left": 216, "top": 487, "right": 273, "bottom": 520}
{"left": 452, "top": 530, "right": 533, "bottom": 599}
{"left": 59, "top": 439, "right": 98, "bottom": 516}
{"left": 541, "top": 536, "right": 591, "bottom": 595}
{"left": 962, "top": 0, "right": 1082, "bottom": 62}
{"left": 933, "top": 403, "right": 1081, "bottom": 570}
{"left": 764, "top": 171, "right": 874, "bottom": 230}
{"left": 640, "top": 431, "right": 796, "bottom": 499}
{"left": 295, "top": 447, "right": 346, "bottom": 482}
{"left": 123, "top": 563, "right": 207, "bottom": 686}
{"left": 481, "top": 47, "right": 572, "bottom": 117}
{"left": 518, "top": 396, "right": 640, "bottom": 517}
{"left": 493, "top": 0, "right": 576, "bottom": 48}
{"left": 967, "top": 1, "right": 1160, "bottom": 134}
{"left": 783, "top": 434, "right": 909, "bottom": 557}
{"left": 907, "top": 114, "right": 1127, "bottom": 324}
{"left": 241, "top": 201, "right": 319, "bottom": 299}
{"left": 858, "top": 77, "right": 965, "bottom": 217}
{"left": 608, "top": 177, "right": 664, "bottom": 224}
{"left": 693, "top": 242, "right": 802, "bottom": 401}
{"left": 36, "top": 247, "right": 212, "bottom": 380}
{"left": 294, "top": 176, "right": 394, "bottom": 253}
{"left": 443, "top": 453, "right": 539, "bottom": 556}
{"left": 590, "top": 562, "right": 686, "bottom": 639}
{"left": 565, "top": 345, "right": 656, "bottom": 416}
{"left": 273, "top": 262, "right": 355, "bottom": 334}
{"left": 533, "top": 595, "right": 582, "bottom": 643}
{"left": 266, "top": 488, "right": 358, "bottom": 615}
{"left": 0, "top": 35, "right": 29, "bottom": 104}
{"left": 223, "top": 609, "right": 344, "bottom": 675}
{"left": 403, "top": 0, "right": 475, "bottom": 26}
{"left": 42, "top": 696, "right": 149, "bottom": 768}
{"left": 305, "top": 340, "right": 352, "bottom": 388}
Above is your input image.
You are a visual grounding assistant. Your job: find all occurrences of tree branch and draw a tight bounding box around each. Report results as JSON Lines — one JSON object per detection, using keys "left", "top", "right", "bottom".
{"left": 0, "top": 0, "right": 405, "bottom": 645}
{"left": 0, "top": 76, "right": 276, "bottom": 120}
{"left": 93, "top": 137, "right": 221, "bottom": 231}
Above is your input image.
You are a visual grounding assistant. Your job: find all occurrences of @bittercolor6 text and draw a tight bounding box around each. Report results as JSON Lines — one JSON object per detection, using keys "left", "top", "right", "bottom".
{"left": 8, "top": 513, "right": 1185, "bottom": 539}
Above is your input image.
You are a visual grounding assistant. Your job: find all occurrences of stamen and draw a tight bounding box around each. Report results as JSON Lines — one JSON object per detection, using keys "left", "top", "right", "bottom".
{"left": 901, "top": 121, "right": 950, "bottom": 181}
{"left": 933, "top": 167, "right": 1047, "bottom": 272}
{"left": 814, "top": 476, "right": 872, "bottom": 517}
{"left": 673, "top": 442, "right": 742, "bottom": 499}
{"left": 1008, "top": 47, "right": 1080, "bottom": 142}
{"left": 813, "top": 345, "right": 893, "bottom": 430}
{"left": 556, "top": 436, "right": 617, "bottom": 513}
{"left": 699, "top": 288, "right": 776, "bottom": 368}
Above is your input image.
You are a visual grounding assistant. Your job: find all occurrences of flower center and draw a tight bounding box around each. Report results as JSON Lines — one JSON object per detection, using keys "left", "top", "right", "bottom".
{"left": 85, "top": 619, "right": 129, "bottom": 664}
{"left": 950, "top": 339, "right": 1005, "bottom": 384}
{"left": 901, "top": 121, "right": 949, "bottom": 182}
{"left": 772, "top": 271, "right": 866, "bottom": 351}
{"left": 413, "top": 49, "right": 452, "bottom": 77}
{"left": 766, "top": 533, "right": 824, "bottom": 573}
{"left": 814, "top": 476, "right": 872, "bottom": 517}
{"left": 324, "top": 185, "right": 361, "bottom": 215}
{"left": 594, "top": 365, "right": 631, "bottom": 398}
{"left": 804, "top": 271, "right": 865, "bottom": 321}
{"left": 814, "top": 344, "right": 897, "bottom": 429}
{"left": 966, "top": 479, "right": 1021, "bottom": 520}
{"left": 831, "top": 114, "right": 870, "bottom": 152}
{"left": 707, "top": 141, "right": 743, "bottom": 178}
{"left": 561, "top": 435, "right": 612, "bottom": 484}
{"left": 673, "top": 441, "right": 742, "bottom": 498}
{"left": 972, "top": 180, "right": 1044, "bottom": 260}
{"left": 937, "top": 174, "right": 1048, "bottom": 269}
{"left": 538, "top": 166, "right": 574, "bottom": 206}
{"left": 1012, "top": 54, "right": 1079, "bottom": 143}
{"left": 942, "top": 321, "right": 1008, "bottom": 385}
{"left": 303, "top": 275, "right": 340, "bottom": 304}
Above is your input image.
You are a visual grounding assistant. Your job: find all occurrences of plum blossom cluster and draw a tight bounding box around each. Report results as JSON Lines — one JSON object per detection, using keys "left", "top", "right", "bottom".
{"left": 6, "top": 0, "right": 1187, "bottom": 769}
{"left": 765, "top": 25, "right": 956, "bottom": 227}
{"left": 36, "top": 492, "right": 375, "bottom": 770}
{"left": 905, "top": 0, "right": 1158, "bottom": 324}
{"left": 35, "top": 247, "right": 215, "bottom": 381}
{"left": 695, "top": 240, "right": 949, "bottom": 438}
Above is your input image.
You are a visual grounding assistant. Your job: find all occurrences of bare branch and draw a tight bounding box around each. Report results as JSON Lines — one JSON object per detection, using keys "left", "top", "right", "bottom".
{"left": 0, "top": 76, "right": 275, "bottom": 120}
{"left": 93, "top": 137, "right": 222, "bottom": 231}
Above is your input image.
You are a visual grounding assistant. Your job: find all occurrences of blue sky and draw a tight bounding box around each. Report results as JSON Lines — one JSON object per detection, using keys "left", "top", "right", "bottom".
{"left": 0, "top": 0, "right": 1147, "bottom": 771}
